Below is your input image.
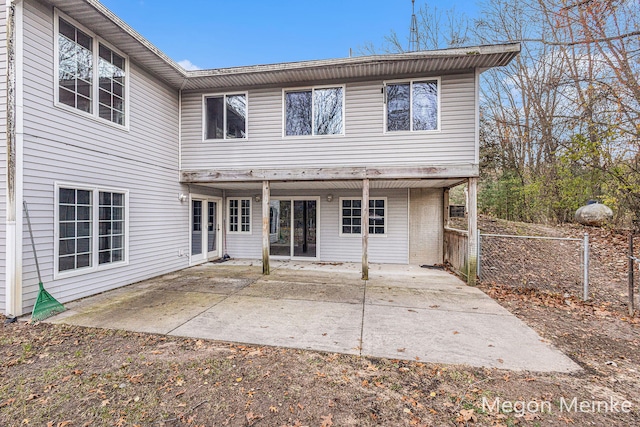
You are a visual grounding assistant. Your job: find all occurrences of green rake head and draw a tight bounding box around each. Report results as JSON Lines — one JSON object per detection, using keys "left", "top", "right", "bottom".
{"left": 31, "top": 282, "right": 66, "bottom": 322}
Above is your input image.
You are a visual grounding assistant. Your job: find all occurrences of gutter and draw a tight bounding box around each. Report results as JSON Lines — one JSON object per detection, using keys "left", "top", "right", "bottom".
{"left": 186, "top": 42, "right": 522, "bottom": 78}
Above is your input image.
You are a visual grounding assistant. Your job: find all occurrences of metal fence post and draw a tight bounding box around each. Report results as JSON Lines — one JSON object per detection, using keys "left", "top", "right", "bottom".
{"left": 477, "top": 230, "right": 482, "bottom": 280}
{"left": 583, "top": 233, "right": 590, "bottom": 301}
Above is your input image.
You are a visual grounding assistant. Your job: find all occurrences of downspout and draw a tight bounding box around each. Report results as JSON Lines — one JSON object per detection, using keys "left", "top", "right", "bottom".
{"left": 178, "top": 78, "right": 186, "bottom": 260}
{"left": 474, "top": 67, "right": 480, "bottom": 167}
{"left": 222, "top": 189, "right": 229, "bottom": 259}
{"left": 178, "top": 77, "right": 187, "bottom": 173}
{"left": 5, "top": 0, "right": 23, "bottom": 316}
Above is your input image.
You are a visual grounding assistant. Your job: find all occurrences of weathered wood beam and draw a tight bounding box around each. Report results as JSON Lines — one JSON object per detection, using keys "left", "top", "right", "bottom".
{"left": 262, "top": 181, "right": 270, "bottom": 275}
{"left": 467, "top": 177, "right": 478, "bottom": 286}
{"left": 362, "top": 178, "right": 369, "bottom": 281}
{"left": 180, "top": 164, "right": 479, "bottom": 183}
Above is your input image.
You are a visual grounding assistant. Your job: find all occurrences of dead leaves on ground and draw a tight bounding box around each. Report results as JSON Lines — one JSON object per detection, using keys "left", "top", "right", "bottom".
{"left": 320, "top": 413, "right": 333, "bottom": 427}
{"left": 456, "top": 408, "right": 477, "bottom": 424}
{"left": 482, "top": 283, "right": 627, "bottom": 320}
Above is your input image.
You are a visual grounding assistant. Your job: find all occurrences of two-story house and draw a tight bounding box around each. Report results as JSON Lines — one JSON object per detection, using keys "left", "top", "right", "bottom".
{"left": 0, "top": 0, "right": 519, "bottom": 316}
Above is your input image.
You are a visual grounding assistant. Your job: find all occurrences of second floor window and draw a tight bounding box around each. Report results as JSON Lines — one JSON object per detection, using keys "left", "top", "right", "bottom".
{"left": 57, "top": 14, "right": 127, "bottom": 126}
{"left": 98, "top": 45, "right": 126, "bottom": 125}
{"left": 58, "top": 18, "right": 93, "bottom": 113}
{"left": 386, "top": 79, "right": 439, "bottom": 132}
{"left": 285, "top": 87, "right": 344, "bottom": 136}
{"left": 204, "top": 94, "right": 247, "bottom": 140}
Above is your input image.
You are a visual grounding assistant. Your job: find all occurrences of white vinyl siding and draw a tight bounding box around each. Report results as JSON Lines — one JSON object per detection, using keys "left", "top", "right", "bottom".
{"left": 181, "top": 74, "right": 476, "bottom": 169}
{"left": 0, "top": 1, "right": 7, "bottom": 312}
{"left": 19, "top": 0, "right": 187, "bottom": 313}
{"left": 224, "top": 189, "right": 408, "bottom": 264}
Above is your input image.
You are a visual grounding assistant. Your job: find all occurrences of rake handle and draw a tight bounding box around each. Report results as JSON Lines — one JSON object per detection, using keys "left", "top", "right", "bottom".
{"left": 23, "top": 201, "right": 43, "bottom": 284}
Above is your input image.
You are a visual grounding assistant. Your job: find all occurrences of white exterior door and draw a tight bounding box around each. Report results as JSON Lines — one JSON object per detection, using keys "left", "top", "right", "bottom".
{"left": 206, "top": 201, "right": 219, "bottom": 259}
{"left": 191, "top": 197, "right": 221, "bottom": 264}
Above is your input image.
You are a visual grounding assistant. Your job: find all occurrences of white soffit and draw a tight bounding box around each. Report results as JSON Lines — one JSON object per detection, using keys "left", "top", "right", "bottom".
{"left": 47, "top": 0, "right": 520, "bottom": 91}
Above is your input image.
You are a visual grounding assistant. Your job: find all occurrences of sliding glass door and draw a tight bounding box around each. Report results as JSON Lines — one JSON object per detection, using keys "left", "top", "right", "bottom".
{"left": 293, "top": 200, "right": 316, "bottom": 257}
{"left": 269, "top": 198, "right": 318, "bottom": 259}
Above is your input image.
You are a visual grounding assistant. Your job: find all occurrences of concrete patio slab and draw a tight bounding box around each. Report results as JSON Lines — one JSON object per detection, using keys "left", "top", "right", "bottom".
{"left": 361, "top": 304, "right": 577, "bottom": 371}
{"left": 48, "top": 260, "right": 582, "bottom": 373}
{"left": 156, "top": 276, "right": 255, "bottom": 295}
{"left": 237, "top": 280, "right": 364, "bottom": 304}
{"left": 57, "top": 289, "right": 226, "bottom": 335}
{"left": 170, "top": 295, "right": 363, "bottom": 354}
{"left": 365, "top": 285, "right": 513, "bottom": 315}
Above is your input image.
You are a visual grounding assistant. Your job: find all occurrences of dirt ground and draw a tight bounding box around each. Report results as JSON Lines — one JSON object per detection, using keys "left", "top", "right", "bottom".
{"left": 1, "top": 219, "right": 640, "bottom": 426}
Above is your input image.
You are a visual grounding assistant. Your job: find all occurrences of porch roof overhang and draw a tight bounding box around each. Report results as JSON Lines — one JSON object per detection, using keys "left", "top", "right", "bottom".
{"left": 47, "top": 1, "right": 520, "bottom": 91}
{"left": 180, "top": 164, "right": 477, "bottom": 190}
{"left": 184, "top": 179, "right": 468, "bottom": 192}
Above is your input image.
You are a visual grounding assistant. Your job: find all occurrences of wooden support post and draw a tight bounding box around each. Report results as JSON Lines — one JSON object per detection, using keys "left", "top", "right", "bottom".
{"left": 262, "top": 180, "right": 270, "bottom": 275}
{"left": 443, "top": 187, "right": 450, "bottom": 229}
{"left": 362, "top": 179, "right": 369, "bottom": 280}
{"left": 467, "top": 178, "right": 478, "bottom": 286}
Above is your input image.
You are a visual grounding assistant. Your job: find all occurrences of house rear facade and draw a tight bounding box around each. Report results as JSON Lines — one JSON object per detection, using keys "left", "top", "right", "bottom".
{"left": 1, "top": 0, "right": 519, "bottom": 316}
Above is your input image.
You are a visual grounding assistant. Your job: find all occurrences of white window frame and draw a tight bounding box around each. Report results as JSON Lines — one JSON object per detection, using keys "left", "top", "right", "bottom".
{"left": 227, "top": 198, "right": 252, "bottom": 234}
{"left": 54, "top": 182, "right": 130, "bottom": 279}
{"left": 282, "top": 85, "right": 346, "bottom": 137}
{"left": 339, "top": 197, "right": 388, "bottom": 237}
{"left": 383, "top": 77, "right": 441, "bottom": 133}
{"left": 202, "top": 92, "right": 249, "bottom": 141}
{"left": 53, "top": 9, "right": 130, "bottom": 130}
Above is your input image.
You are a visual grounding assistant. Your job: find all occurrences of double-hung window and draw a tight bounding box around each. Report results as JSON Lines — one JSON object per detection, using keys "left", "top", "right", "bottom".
{"left": 340, "top": 198, "right": 387, "bottom": 235}
{"left": 204, "top": 94, "right": 247, "bottom": 140}
{"left": 385, "top": 79, "right": 439, "bottom": 132}
{"left": 284, "top": 86, "right": 344, "bottom": 136}
{"left": 56, "top": 12, "right": 127, "bottom": 126}
{"left": 56, "top": 184, "right": 128, "bottom": 277}
{"left": 228, "top": 198, "right": 251, "bottom": 233}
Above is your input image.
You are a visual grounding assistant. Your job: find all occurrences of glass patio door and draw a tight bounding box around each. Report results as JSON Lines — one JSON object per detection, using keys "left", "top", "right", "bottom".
{"left": 293, "top": 200, "right": 316, "bottom": 258}
{"left": 269, "top": 200, "right": 291, "bottom": 256}
{"left": 269, "top": 198, "right": 317, "bottom": 259}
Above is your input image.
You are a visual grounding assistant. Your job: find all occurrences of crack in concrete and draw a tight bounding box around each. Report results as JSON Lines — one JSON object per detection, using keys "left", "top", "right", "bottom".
{"left": 166, "top": 272, "right": 264, "bottom": 335}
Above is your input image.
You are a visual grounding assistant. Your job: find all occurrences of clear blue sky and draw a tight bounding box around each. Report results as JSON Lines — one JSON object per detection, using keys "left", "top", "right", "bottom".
{"left": 99, "top": 0, "right": 479, "bottom": 70}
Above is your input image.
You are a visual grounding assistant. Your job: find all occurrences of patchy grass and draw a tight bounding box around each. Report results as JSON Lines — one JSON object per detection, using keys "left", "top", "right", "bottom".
{"left": 2, "top": 219, "right": 639, "bottom": 426}
{"left": 1, "top": 316, "right": 639, "bottom": 426}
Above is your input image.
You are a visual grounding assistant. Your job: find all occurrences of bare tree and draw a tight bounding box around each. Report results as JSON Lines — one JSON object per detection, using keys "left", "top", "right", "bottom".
{"left": 360, "top": 2, "right": 474, "bottom": 54}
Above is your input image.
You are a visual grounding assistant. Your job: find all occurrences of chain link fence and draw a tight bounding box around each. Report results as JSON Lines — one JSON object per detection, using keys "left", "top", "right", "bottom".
{"left": 478, "top": 233, "right": 588, "bottom": 299}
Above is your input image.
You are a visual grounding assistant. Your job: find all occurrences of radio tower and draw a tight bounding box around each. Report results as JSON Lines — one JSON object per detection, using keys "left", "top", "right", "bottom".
{"left": 409, "top": 0, "right": 420, "bottom": 52}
